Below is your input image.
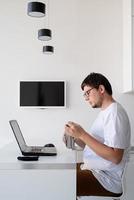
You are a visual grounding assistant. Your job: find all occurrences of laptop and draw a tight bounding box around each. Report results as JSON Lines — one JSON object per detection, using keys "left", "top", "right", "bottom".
{"left": 9, "top": 120, "right": 57, "bottom": 156}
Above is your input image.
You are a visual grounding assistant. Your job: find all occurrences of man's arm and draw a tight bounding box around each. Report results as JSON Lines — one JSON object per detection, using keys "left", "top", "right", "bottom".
{"left": 79, "top": 131, "right": 124, "bottom": 164}
{"left": 65, "top": 122, "right": 124, "bottom": 164}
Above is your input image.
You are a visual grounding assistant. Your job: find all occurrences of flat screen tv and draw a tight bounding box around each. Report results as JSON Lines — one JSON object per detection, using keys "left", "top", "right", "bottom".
{"left": 20, "top": 81, "right": 66, "bottom": 108}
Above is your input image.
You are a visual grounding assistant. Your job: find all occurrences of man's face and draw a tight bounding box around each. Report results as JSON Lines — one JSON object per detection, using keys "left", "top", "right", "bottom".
{"left": 83, "top": 85, "right": 103, "bottom": 108}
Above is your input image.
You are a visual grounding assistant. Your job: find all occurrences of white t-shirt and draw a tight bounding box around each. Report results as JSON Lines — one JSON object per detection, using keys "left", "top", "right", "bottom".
{"left": 81, "top": 102, "right": 131, "bottom": 194}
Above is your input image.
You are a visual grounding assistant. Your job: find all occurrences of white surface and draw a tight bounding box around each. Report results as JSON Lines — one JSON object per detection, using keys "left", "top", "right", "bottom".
{"left": 0, "top": 143, "right": 76, "bottom": 200}
{"left": 0, "top": 170, "right": 76, "bottom": 200}
{"left": 0, "top": 142, "right": 76, "bottom": 169}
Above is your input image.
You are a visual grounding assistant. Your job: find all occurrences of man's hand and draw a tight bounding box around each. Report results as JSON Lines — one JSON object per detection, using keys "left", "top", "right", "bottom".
{"left": 64, "top": 121, "right": 86, "bottom": 139}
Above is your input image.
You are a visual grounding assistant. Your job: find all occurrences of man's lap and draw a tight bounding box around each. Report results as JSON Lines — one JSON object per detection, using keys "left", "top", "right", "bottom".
{"left": 77, "top": 163, "right": 122, "bottom": 197}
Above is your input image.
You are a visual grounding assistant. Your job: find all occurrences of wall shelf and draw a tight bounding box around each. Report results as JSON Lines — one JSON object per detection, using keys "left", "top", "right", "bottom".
{"left": 123, "top": 0, "right": 134, "bottom": 93}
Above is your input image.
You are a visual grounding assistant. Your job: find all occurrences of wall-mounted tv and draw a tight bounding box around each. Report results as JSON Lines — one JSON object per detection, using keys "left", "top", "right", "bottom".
{"left": 20, "top": 81, "right": 66, "bottom": 108}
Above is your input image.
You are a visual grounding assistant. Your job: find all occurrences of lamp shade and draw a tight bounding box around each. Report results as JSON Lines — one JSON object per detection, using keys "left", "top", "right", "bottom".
{"left": 38, "top": 29, "right": 52, "bottom": 41}
{"left": 43, "top": 46, "right": 54, "bottom": 54}
{"left": 27, "top": 2, "right": 45, "bottom": 17}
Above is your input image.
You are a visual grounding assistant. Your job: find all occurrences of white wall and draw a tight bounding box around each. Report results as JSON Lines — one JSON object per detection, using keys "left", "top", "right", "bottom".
{"left": 0, "top": 0, "right": 134, "bottom": 148}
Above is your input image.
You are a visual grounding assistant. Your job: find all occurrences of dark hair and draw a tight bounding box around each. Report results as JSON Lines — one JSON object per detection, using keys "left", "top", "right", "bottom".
{"left": 81, "top": 72, "right": 112, "bottom": 95}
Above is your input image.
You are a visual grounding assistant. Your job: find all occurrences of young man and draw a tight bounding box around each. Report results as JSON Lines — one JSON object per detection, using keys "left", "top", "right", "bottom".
{"left": 64, "top": 72, "right": 131, "bottom": 197}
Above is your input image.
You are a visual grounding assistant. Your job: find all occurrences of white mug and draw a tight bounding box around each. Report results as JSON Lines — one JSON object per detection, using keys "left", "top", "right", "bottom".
{"left": 64, "top": 134, "right": 76, "bottom": 150}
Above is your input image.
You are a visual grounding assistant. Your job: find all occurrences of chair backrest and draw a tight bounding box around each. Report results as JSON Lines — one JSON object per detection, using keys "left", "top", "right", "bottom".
{"left": 120, "top": 163, "right": 128, "bottom": 198}
{"left": 111, "top": 162, "right": 128, "bottom": 200}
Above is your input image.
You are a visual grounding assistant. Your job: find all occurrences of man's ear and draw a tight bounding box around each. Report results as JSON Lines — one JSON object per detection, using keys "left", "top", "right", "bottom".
{"left": 99, "top": 85, "right": 105, "bottom": 94}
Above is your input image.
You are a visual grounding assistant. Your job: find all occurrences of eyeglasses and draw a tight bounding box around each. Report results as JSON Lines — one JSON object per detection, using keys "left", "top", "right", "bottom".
{"left": 83, "top": 88, "right": 94, "bottom": 98}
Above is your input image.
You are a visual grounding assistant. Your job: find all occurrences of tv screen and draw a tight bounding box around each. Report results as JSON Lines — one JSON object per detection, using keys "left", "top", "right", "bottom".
{"left": 20, "top": 81, "right": 66, "bottom": 108}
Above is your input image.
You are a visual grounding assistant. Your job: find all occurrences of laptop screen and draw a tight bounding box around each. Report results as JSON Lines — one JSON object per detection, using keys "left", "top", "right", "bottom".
{"left": 9, "top": 120, "right": 26, "bottom": 152}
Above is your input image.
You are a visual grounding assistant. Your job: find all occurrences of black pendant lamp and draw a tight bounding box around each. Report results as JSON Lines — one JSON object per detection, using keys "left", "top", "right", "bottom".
{"left": 43, "top": 45, "right": 54, "bottom": 54}
{"left": 27, "top": 2, "right": 45, "bottom": 17}
{"left": 38, "top": 28, "right": 52, "bottom": 41}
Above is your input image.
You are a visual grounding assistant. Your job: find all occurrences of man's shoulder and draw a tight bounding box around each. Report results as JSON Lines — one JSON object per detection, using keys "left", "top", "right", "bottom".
{"left": 101, "top": 102, "right": 125, "bottom": 120}
{"left": 102, "top": 102, "right": 129, "bottom": 123}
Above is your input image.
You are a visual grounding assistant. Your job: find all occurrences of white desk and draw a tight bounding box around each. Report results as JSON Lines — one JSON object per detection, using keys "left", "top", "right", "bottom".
{"left": 0, "top": 143, "right": 77, "bottom": 200}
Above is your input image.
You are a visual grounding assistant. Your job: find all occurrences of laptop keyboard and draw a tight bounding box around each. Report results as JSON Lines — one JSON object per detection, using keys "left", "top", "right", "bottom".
{"left": 31, "top": 148, "right": 42, "bottom": 152}
{"left": 26, "top": 147, "right": 56, "bottom": 154}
